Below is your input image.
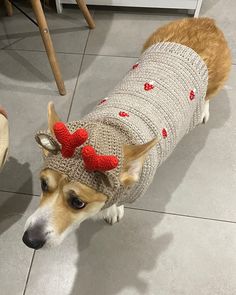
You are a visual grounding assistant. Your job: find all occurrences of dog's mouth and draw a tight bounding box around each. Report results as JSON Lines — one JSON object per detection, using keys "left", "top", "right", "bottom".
{"left": 22, "top": 215, "right": 73, "bottom": 250}
{"left": 22, "top": 227, "right": 71, "bottom": 250}
{"left": 22, "top": 227, "right": 61, "bottom": 250}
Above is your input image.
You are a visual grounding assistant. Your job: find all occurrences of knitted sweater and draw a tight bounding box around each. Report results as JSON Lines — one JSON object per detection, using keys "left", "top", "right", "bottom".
{"left": 38, "top": 42, "right": 208, "bottom": 209}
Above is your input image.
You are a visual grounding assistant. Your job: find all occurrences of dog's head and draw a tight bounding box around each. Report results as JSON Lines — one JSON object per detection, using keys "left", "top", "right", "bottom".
{"left": 23, "top": 102, "right": 156, "bottom": 249}
{"left": 0, "top": 107, "right": 9, "bottom": 170}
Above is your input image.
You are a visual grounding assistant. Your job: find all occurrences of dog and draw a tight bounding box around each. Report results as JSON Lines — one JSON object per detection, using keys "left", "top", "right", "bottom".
{"left": 23, "top": 17, "right": 231, "bottom": 250}
{"left": 0, "top": 106, "right": 9, "bottom": 170}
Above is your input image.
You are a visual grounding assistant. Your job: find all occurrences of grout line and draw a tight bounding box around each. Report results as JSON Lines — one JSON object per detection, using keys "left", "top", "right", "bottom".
{"left": 1, "top": 186, "right": 236, "bottom": 225}
{"left": 1, "top": 37, "right": 26, "bottom": 50}
{"left": 66, "top": 29, "right": 92, "bottom": 121}
{"left": 84, "top": 52, "right": 139, "bottom": 59}
{"left": 0, "top": 189, "right": 40, "bottom": 197}
{"left": 2, "top": 46, "right": 139, "bottom": 59}
{"left": 1, "top": 47, "right": 43, "bottom": 52}
{"left": 126, "top": 206, "right": 236, "bottom": 225}
{"left": 2, "top": 46, "right": 84, "bottom": 56}
{"left": 22, "top": 250, "right": 36, "bottom": 295}
{"left": 2, "top": 46, "right": 235, "bottom": 65}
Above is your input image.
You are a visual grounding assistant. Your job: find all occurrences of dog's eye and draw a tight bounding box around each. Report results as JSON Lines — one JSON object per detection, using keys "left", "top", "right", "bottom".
{"left": 41, "top": 179, "right": 48, "bottom": 192}
{"left": 68, "top": 192, "right": 86, "bottom": 210}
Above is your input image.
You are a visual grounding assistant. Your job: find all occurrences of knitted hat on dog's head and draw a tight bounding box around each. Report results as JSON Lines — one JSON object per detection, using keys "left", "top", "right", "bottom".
{"left": 35, "top": 119, "right": 131, "bottom": 208}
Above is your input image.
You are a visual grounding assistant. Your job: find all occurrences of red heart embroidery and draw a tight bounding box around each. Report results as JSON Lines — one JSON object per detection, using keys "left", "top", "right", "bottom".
{"left": 162, "top": 128, "right": 168, "bottom": 139}
{"left": 53, "top": 122, "right": 88, "bottom": 158}
{"left": 189, "top": 90, "right": 195, "bottom": 100}
{"left": 132, "top": 63, "right": 139, "bottom": 69}
{"left": 119, "top": 111, "right": 129, "bottom": 117}
{"left": 82, "top": 146, "right": 119, "bottom": 172}
{"left": 144, "top": 82, "right": 154, "bottom": 91}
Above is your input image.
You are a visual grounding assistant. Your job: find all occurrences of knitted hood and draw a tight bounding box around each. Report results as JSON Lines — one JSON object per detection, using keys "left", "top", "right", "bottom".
{"left": 36, "top": 119, "right": 133, "bottom": 208}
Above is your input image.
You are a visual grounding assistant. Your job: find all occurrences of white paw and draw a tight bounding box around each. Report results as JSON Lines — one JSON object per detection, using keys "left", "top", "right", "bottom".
{"left": 201, "top": 100, "right": 210, "bottom": 124}
{"left": 103, "top": 204, "right": 124, "bottom": 225}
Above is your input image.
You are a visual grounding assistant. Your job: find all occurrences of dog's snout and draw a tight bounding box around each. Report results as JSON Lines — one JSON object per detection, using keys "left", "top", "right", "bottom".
{"left": 22, "top": 224, "right": 46, "bottom": 250}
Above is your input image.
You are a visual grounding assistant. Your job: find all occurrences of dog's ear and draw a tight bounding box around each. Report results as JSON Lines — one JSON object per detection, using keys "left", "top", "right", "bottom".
{"left": 48, "top": 101, "right": 60, "bottom": 135}
{"left": 35, "top": 131, "right": 60, "bottom": 155}
{"left": 35, "top": 102, "right": 61, "bottom": 157}
{"left": 120, "top": 138, "right": 157, "bottom": 187}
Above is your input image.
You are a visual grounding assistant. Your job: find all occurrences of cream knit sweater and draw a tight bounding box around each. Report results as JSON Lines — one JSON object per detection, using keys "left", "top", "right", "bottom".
{"left": 41, "top": 42, "right": 208, "bottom": 209}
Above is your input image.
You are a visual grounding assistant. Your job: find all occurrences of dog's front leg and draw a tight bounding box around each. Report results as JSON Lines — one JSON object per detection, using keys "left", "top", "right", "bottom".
{"left": 102, "top": 204, "right": 124, "bottom": 225}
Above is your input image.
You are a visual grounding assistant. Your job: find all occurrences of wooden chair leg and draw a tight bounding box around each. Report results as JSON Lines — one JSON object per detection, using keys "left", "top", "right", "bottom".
{"left": 31, "top": 0, "right": 66, "bottom": 96}
{"left": 75, "top": 0, "right": 95, "bottom": 29}
{"left": 4, "top": 0, "right": 13, "bottom": 17}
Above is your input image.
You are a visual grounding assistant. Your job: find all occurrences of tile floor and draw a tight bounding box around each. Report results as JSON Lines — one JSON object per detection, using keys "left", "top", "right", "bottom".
{"left": 0, "top": 1, "right": 236, "bottom": 294}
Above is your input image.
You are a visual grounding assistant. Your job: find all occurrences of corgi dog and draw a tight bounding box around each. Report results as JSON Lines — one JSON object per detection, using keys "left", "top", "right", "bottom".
{"left": 23, "top": 17, "right": 231, "bottom": 250}
{"left": 0, "top": 106, "right": 9, "bottom": 170}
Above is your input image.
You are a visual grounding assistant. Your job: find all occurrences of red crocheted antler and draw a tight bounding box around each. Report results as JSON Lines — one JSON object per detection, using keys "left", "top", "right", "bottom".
{"left": 82, "top": 146, "right": 119, "bottom": 172}
{"left": 53, "top": 122, "right": 88, "bottom": 158}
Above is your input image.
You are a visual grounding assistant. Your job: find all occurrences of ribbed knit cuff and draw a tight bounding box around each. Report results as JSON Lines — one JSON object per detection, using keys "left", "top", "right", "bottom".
{"left": 143, "top": 42, "right": 208, "bottom": 85}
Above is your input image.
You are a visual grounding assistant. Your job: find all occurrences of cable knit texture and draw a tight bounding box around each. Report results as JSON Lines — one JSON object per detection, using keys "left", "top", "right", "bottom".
{"left": 37, "top": 42, "right": 208, "bottom": 209}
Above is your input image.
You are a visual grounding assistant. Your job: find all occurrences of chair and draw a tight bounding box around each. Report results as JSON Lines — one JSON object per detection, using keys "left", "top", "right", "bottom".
{"left": 4, "top": 0, "right": 95, "bottom": 95}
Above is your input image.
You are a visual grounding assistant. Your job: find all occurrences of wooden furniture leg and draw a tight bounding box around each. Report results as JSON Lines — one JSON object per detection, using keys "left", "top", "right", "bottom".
{"left": 75, "top": 0, "right": 95, "bottom": 29}
{"left": 31, "top": 0, "right": 66, "bottom": 95}
{"left": 194, "top": 0, "right": 203, "bottom": 17}
{"left": 4, "top": 0, "right": 13, "bottom": 17}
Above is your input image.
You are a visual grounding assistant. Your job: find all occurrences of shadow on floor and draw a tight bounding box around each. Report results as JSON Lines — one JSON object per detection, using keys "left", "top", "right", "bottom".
{"left": 0, "top": 155, "right": 36, "bottom": 195}
{"left": 138, "top": 89, "right": 231, "bottom": 212}
{"left": 70, "top": 214, "right": 172, "bottom": 295}
{"left": 0, "top": 157, "right": 33, "bottom": 236}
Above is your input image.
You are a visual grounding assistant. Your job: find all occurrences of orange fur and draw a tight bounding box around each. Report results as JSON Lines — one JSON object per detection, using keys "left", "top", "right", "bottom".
{"left": 143, "top": 17, "right": 231, "bottom": 99}
{"left": 39, "top": 169, "right": 107, "bottom": 234}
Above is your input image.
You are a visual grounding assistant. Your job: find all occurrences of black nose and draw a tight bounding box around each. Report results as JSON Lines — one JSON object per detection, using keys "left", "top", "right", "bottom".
{"left": 22, "top": 229, "right": 46, "bottom": 250}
